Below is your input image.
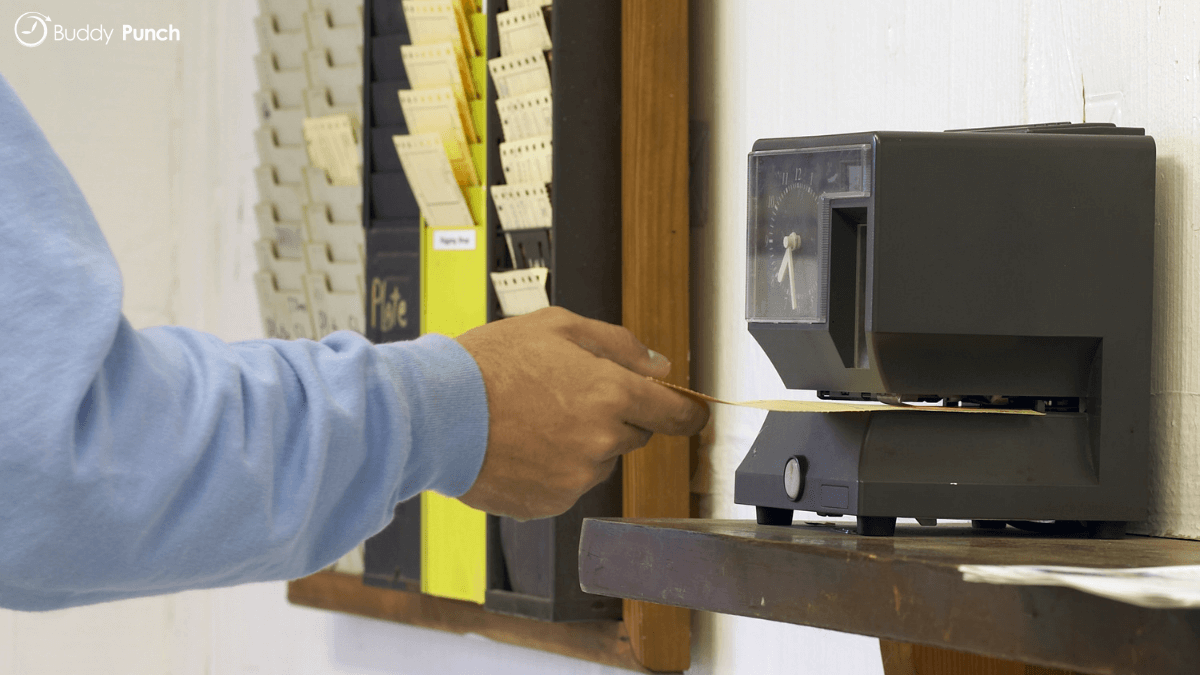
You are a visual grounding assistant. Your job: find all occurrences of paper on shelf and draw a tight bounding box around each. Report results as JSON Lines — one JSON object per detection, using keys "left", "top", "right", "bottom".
{"left": 959, "top": 564, "right": 1200, "bottom": 609}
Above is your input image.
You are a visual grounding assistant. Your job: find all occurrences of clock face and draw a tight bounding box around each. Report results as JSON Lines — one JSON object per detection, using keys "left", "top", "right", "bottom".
{"left": 746, "top": 144, "right": 872, "bottom": 323}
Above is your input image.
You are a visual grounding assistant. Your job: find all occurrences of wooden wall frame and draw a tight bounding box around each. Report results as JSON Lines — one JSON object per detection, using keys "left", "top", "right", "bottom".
{"left": 287, "top": 1, "right": 692, "bottom": 672}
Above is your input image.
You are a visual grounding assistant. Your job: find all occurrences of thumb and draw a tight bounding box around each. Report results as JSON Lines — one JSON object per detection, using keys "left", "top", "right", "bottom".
{"left": 563, "top": 316, "right": 672, "bottom": 378}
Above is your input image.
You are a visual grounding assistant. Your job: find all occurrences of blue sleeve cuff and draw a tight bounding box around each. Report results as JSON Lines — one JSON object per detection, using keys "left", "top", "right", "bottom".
{"left": 376, "top": 334, "right": 489, "bottom": 500}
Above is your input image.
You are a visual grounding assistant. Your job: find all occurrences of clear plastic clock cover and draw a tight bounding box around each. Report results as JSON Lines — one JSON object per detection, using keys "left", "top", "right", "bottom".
{"left": 746, "top": 144, "right": 872, "bottom": 323}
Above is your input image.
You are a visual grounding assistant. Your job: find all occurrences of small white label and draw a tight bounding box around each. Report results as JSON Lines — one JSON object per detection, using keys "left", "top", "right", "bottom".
{"left": 432, "top": 229, "right": 477, "bottom": 251}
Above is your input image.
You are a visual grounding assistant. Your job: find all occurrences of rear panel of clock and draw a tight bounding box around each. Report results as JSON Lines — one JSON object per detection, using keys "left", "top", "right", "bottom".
{"left": 361, "top": 0, "right": 623, "bottom": 622}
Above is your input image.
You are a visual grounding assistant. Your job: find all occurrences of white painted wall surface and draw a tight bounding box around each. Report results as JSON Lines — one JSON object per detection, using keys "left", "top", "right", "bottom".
{"left": 689, "top": 0, "right": 1200, "bottom": 672}
{"left": 2, "top": 1, "right": 1198, "bottom": 674}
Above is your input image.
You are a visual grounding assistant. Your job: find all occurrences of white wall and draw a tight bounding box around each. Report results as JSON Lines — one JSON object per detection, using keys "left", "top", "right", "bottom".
{"left": 689, "top": 0, "right": 1200, "bottom": 673}
{"left": 5, "top": 1, "right": 1199, "bottom": 674}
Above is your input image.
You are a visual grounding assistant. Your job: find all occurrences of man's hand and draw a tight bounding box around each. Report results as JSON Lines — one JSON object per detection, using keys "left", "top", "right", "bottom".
{"left": 456, "top": 307, "right": 708, "bottom": 520}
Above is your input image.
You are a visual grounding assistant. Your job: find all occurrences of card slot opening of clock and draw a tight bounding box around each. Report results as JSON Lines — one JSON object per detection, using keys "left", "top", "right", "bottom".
{"left": 828, "top": 202, "right": 869, "bottom": 369}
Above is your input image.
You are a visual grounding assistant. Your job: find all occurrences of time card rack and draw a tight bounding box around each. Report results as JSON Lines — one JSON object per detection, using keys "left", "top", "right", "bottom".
{"left": 360, "top": 0, "right": 623, "bottom": 622}
{"left": 253, "top": 0, "right": 367, "bottom": 345}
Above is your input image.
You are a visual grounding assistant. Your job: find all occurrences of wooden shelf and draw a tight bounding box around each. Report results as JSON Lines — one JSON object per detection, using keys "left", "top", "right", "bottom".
{"left": 578, "top": 518, "right": 1200, "bottom": 675}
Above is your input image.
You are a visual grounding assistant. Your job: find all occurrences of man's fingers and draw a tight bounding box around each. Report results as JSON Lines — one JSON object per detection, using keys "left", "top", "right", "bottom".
{"left": 558, "top": 311, "right": 671, "bottom": 378}
{"left": 617, "top": 374, "right": 710, "bottom": 439}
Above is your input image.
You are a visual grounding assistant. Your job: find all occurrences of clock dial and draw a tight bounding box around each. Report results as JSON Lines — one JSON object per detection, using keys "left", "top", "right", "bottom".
{"left": 766, "top": 182, "right": 819, "bottom": 315}
{"left": 746, "top": 144, "right": 872, "bottom": 323}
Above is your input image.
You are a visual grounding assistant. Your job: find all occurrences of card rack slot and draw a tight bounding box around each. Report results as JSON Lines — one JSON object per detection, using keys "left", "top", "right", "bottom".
{"left": 358, "top": 0, "right": 621, "bottom": 623}
{"left": 252, "top": 0, "right": 367, "bottom": 360}
{"left": 479, "top": 0, "right": 624, "bottom": 623}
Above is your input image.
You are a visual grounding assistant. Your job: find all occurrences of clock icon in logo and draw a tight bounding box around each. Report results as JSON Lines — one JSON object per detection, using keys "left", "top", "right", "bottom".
{"left": 15, "top": 12, "right": 50, "bottom": 48}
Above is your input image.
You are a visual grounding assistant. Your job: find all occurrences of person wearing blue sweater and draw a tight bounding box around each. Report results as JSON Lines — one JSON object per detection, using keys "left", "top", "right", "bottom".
{"left": 0, "top": 75, "right": 708, "bottom": 611}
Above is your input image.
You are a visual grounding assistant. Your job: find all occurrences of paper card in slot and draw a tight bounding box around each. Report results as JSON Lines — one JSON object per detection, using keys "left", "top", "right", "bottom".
{"left": 403, "top": 0, "right": 477, "bottom": 61}
{"left": 303, "top": 167, "right": 362, "bottom": 223}
{"left": 506, "top": 0, "right": 551, "bottom": 9}
{"left": 399, "top": 85, "right": 478, "bottom": 147}
{"left": 491, "top": 183, "right": 552, "bottom": 231}
{"left": 256, "top": 203, "right": 307, "bottom": 258}
{"left": 649, "top": 379, "right": 1045, "bottom": 416}
{"left": 401, "top": 42, "right": 475, "bottom": 105}
{"left": 255, "top": 127, "right": 309, "bottom": 185}
{"left": 393, "top": 133, "right": 474, "bottom": 228}
{"left": 255, "top": 239, "right": 307, "bottom": 291}
{"left": 488, "top": 50, "right": 551, "bottom": 99}
{"left": 302, "top": 114, "right": 361, "bottom": 187}
{"left": 399, "top": 86, "right": 478, "bottom": 145}
{"left": 497, "top": 6, "right": 552, "bottom": 56}
{"left": 491, "top": 267, "right": 550, "bottom": 317}
{"left": 304, "top": 273, "right": 366, "bottom": 338}
{"left": 504, "top": 229, "right": 551, "bottom": 269}
{"left": 495, "top": 89, "right": 552, "bottom": 142}
{"left": 255, "top": 272, "right": 315, "bottom": 340}
{"left": 304, "top": 205, "right": 365, "bottom": 263}
{"left": 499, "top": 135, "right": 553, "bottom": 185}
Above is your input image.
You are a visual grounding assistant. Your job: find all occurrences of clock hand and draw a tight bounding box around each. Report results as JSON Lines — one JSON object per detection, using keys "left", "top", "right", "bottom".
{"left": 775, "top": 233, "right": 801, "bottom": 310}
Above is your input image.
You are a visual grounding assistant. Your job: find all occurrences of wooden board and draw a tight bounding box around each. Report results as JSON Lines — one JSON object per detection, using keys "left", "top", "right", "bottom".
{"left": 881, "top": 641, "right": 1083, "bottom": 675}
{"left": 621, "top": 0, "right": 692, "bottom": 671}
{"left": 579, "top": 518, "right": 1200, "bottom": 675}
{"left": 289, "top": 571, "right": 652, "bottom": 673}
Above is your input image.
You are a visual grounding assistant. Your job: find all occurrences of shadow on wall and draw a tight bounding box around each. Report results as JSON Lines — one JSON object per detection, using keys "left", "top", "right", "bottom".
{"left": 1141, "top": 150, "right": 1200, "bottom": 539}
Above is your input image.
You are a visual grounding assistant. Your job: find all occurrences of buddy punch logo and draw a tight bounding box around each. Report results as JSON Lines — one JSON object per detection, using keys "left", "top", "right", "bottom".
{"left": 14, "top": 12, "right": 180, "bottom": 47}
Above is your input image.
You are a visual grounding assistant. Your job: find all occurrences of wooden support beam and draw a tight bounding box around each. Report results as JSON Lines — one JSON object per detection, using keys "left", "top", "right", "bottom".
{"left": 621, "top": 0, "right": 691, "bottom": 671}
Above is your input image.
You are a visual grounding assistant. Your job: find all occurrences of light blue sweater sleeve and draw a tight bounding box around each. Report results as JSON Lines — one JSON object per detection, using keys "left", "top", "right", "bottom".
{"left": 0, "top": 76, "right": 489, "bottom": 611}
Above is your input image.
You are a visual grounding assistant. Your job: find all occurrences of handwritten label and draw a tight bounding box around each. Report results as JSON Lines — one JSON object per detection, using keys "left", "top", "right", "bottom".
{"left": 432, "top": 229, "right": 477, "bottom": 251}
